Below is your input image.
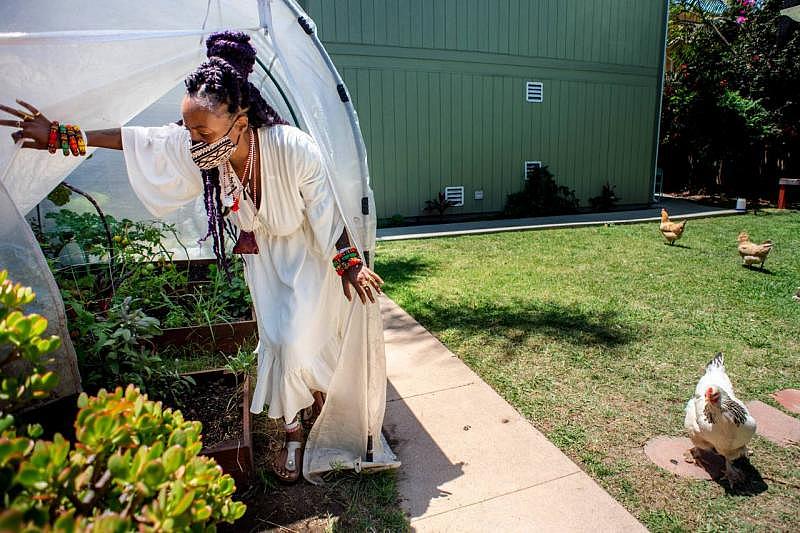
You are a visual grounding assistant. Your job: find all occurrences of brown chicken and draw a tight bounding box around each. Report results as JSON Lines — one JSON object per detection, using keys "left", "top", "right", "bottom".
{"left": 737, "top": 232, "right": 773, "bottom": 269}
{"left": 659, "top": 209, "right": 687, "bottom": 245}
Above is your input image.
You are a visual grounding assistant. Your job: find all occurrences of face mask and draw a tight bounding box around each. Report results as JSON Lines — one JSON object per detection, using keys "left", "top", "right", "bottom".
{"left": 190, "top": 118, "right": 241, "bottom": 170}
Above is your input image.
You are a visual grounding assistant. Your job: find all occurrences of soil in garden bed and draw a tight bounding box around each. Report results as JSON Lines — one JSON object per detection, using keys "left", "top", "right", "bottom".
{"left": 218, "top": 415, "right": 407, "bottom": 532}
{"left": 173, "top": 375, "right": 244, "bottom": 448}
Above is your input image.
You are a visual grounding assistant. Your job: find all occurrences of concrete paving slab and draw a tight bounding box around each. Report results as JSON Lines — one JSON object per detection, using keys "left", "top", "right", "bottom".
{"left": 772, "top": 389, "right": 800, "bottom": 415}
{"left": 410, "top": 472, "right": 647, "bottom": 533}
{"left": 381, "top": 297, "right": 475, "bottom": 402}
{"left": 384, "top": 381, "right": 580, "bottom": 519}
{"left": 382, "top": 296, "right": 645, "bottom": 531}
{"left": 747, "top": 400, "right": 800, "bottom": 446}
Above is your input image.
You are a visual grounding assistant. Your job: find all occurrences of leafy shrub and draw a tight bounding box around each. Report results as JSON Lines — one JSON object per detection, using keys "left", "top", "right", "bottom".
{"left": 504, "top": 166, "right": 579, "bottom": 217}
{"left": 78, "top": 296, "right": 195, "bottom": 406}
{"left": 424, "top": 192, "right": 457, "bottom": 216}
{"left": 0, "top": 270, "right": 61, "bottom": 412}
{"left": 0, "top": 273, "right": 246, "bottom": 531}
{"left": 589, "top": 182, "right": 621, "bottom": 212}
{"left": 0, "top": 385, "right": 246, "bottom": 531}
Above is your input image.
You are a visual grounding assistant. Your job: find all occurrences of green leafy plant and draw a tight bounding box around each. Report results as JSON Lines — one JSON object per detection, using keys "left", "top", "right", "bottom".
{"left": 504, "top": 165, "right": 579, "bottom": 218}
{"left": 589, "top": 182, "right": 621, "bottom": 212}
{"left": 0, "top": 384, "right": 246, "bottom": 531}
{"left": 0, "top": 270, "right": 61, "bottom": 412}
{"left": 423, "top": 192, "right": 457, "bottom": 217}
{"left": 0, "top": 273, "right": 246, "bottom": 530}
{"left": 223, "top": 348, "right": 256, "bottom": 376}
{"left": 80, "top": 297, "right": 194, "bottom": 405}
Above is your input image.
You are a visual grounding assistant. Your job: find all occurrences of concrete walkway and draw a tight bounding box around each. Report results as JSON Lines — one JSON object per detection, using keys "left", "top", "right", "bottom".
{"left": 378, "top": 196, "right": 740, "bottom": 241}
{"left": 381, "top": 296, "right": 646, "bottom": 532}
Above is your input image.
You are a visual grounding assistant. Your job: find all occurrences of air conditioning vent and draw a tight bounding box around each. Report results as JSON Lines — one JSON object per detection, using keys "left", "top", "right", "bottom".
{"left": 444, "top": 186, "right": 465, "bottom": 207}
{"left": 526, "top": 81, "right": 544, "bottom": 103}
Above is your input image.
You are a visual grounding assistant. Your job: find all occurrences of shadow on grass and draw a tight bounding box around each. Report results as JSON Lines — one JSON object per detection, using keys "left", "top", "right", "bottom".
{"left": 692, "top": 449, "right": 768, "bottom": 496}
{"left": 664, "top": 242, "right": 692, "bottom": 249}
{"left": 376, "top": 256, "right": 436, "bottom": 286}
{"left": 742, "top": 264, "right": 774, "bottom": 275}
{"left": 404, "top": 299, "right": 638, "bottom": 351}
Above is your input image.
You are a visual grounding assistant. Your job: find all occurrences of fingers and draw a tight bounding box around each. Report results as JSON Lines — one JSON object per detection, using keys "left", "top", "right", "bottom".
{"left": 15, "top": 99, "right": 40, "bottom": 116}
{"left": 341, "top": 276, "right": 352, "bottom": 302}
{"left": 0, "top": 104, "right": 27, "bottom": 119}
{"left": 353, "top": 280, "right": 367, "bottom": 304}
{"left": 370, "top": 270, "right": 385, "bottom": 286}
{"left": 367, "top": 275, "right": 382, "bottom": 294}
{"left": 0, "top": 119, "right": 25, "bottom": 128}
{"left": 363, "top": 285, "right": 376, "bottom": 303}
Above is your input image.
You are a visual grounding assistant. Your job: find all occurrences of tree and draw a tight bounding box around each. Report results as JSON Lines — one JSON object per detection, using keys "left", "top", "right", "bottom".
{"left": 660, "top": 0, "right": 797, "bottom": 198}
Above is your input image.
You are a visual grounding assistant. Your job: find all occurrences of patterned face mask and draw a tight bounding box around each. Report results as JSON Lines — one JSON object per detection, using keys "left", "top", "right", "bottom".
{"left": 189, "top": 118, "right": 242, "bottom": 170}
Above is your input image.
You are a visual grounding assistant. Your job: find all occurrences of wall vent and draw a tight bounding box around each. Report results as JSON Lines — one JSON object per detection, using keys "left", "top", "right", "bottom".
{"left": 524, "top": 161, "right": 542, "bottom": 180}
{"left": 444, "top": 186, "right": 465, "bottom": 207}
{"left": 526, "top": 81, "right": 544, "bottom": 103}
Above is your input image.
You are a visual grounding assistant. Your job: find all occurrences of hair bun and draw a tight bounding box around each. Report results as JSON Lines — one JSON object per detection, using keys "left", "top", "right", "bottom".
{"left": 206, "top": 31, "right": 256, "bottom": 78}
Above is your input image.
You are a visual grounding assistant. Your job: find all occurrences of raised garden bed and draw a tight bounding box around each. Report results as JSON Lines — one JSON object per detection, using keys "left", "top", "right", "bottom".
{"left": 176, "top": 369, "right": 254, "bottom": 489}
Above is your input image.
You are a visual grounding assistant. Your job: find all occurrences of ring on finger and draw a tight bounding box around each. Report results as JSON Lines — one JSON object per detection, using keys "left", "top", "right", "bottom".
{"left": 22, "top": 114, "right": 33, "bottom": 121}
{"left": 16, "top": 120, "right": 22, "bottom": 128}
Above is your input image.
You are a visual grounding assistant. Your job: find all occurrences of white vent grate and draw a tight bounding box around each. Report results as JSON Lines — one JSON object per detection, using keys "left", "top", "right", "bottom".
{"left": 444, "top": 186, "right": 465, "bottom": 207}
{"left": 526, "top": 81, "right": 544, "bottom": 103}
{"left": 524, "top": 161, "right": 542, "bottom": 180}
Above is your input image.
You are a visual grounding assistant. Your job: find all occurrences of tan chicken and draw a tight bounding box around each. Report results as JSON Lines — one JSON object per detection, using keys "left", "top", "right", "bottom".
{"left": 684, "top": 353, "right": 757, "bottom": 487}
{"left": 737, "top": 232, "right": 773, "bottom": 269}
{"left": 659, "top": 209, "right": 687, "bottom": 245}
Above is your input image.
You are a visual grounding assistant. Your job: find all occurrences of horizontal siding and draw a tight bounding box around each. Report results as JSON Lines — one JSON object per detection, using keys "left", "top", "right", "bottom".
{"left": 306, "top": 0, "right": 665, "bottom": 68}
{"left": 341, "top": 67, "right": 659, "bottom": 217}
{"left": 302, "top": 0, "right": 667, "bottom": 217}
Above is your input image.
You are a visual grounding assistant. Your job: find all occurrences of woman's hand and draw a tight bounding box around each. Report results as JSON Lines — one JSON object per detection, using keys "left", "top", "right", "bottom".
{"left": 0, "top": 99, "right": 51, "bottom": 149}
{"left": 341, "top": 262, "right": 384, "bottom": 304}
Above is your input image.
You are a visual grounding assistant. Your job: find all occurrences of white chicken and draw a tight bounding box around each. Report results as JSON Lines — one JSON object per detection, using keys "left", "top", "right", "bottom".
{"left": 684, "top": 352, "right": 757, "bottom": 486}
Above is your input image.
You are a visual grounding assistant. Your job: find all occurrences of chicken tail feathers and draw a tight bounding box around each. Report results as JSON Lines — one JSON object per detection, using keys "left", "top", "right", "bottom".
{"left": 707, "top": 352, "right": 724, "bottom": 371}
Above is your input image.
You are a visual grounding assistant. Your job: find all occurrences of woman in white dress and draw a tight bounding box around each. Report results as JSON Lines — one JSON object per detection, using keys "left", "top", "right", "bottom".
{"left": 1, "top": 31, "right": 386, "bottom": 483}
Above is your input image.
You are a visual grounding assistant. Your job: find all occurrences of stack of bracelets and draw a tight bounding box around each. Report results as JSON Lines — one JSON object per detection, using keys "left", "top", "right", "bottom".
{"left": 47, "top": 121, "right": 86, "bottom": 156}
{"left": 332, "top": 246, "right": 363, "bottom": 276}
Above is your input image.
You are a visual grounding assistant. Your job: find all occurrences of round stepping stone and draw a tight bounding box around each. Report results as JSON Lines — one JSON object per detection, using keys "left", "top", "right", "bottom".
{"left": 772, "top": 389, "right": 800, "bottom": 415}
{"left": 644, "top": 436, "right": 723, "bottom": 480}
{"left": 746, "top": 400, "right": 800, "bottom": 447}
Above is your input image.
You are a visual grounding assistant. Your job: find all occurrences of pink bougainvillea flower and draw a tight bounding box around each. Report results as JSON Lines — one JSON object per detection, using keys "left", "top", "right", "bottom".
{"left": 736, "top": 15, "right": 748, "bottom": 24}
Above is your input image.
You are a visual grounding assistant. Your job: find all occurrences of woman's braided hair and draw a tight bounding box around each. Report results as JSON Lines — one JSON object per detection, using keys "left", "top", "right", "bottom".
{"left": 184, "top": 31, "right": 288, "bottom": 271}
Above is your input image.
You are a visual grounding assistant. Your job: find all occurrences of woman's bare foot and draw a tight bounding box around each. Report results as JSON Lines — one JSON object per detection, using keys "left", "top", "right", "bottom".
{"left": 273, "top": 426, "right": 304, "bottom": 483}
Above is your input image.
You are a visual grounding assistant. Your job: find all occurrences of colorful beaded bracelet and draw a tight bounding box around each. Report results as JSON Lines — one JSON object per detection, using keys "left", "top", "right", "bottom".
{"left": 67, "top": 125, "right": 79, "bottom": 156}
{"left": 58, "top": 124, "right": 69, "bottom": 156}
{"left": 74, "top": 126, "right": 86, "bottom": 155}
{"left": 47, "top": 122, "right": 59, "bottom": 154}
{"left": 333, "top": 247, "right": 363, "bottom": 276}
{"left": 334, "top": 256, "right": 363, "bottom": 276}
{"left": 48, "top": 121, "right": 86, "bottom": 157}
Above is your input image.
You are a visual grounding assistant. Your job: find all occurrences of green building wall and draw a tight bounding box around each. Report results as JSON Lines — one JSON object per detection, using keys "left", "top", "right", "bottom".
{"left": 300, "top": 0, "right": 668, "bottom": 218}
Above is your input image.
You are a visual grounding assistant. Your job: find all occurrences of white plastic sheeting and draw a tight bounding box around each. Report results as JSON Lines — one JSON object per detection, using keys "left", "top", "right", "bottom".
{"left": 0, "top": 0, "right": 397, "bottom": 482}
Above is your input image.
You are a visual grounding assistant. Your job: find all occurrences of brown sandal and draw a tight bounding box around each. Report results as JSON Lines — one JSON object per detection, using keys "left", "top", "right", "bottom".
{"left": 273, "top": 433, "right": 304, "bottom": 483}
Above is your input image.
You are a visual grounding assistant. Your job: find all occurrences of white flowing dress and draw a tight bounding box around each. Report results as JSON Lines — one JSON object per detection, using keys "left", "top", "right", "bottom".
{"left": 121, "top": 123, "right": 345, "bottom": 423}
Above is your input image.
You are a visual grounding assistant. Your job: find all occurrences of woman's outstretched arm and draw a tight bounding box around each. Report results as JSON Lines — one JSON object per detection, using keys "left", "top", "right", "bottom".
{"left": 1, "top": 99, "right": 122, "bottom": 150}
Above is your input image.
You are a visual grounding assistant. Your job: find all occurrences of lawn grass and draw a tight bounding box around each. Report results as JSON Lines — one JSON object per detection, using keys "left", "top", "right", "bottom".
{"left": 376, "top": 210, "right": 800, "bottom": 532}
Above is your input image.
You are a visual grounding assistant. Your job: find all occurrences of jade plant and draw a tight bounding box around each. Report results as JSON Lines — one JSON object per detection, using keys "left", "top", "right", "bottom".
{"left": 0, "top": 272, "right": 246, "bottom": 531}
{"left": 0, "top": 270, "right": 61, "bottom": 411}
